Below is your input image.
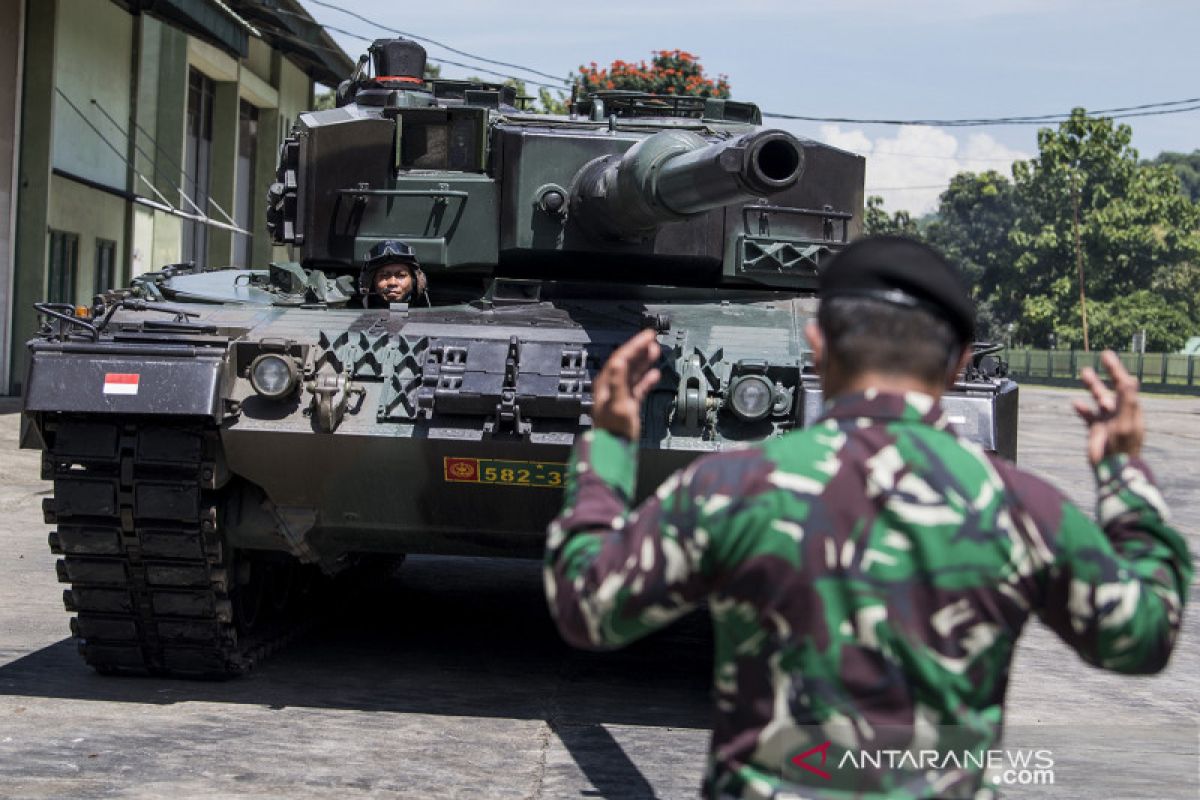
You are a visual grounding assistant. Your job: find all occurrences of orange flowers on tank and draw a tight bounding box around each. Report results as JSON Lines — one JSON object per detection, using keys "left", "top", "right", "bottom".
{"left": 575, "top": 49, "right": 731, "bottom": 99}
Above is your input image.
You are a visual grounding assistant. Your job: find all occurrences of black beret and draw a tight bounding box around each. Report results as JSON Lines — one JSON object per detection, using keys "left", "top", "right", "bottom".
{"left": 819, "top": 235, "right": 975, "bottom": 343}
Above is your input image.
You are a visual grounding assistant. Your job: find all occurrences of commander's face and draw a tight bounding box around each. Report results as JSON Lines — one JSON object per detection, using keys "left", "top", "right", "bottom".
{"left": 373, "top": 263, "right": 414, "bottom": 302}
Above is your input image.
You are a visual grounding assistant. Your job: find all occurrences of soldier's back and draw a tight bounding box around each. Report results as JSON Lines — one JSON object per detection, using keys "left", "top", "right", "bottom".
{"left": 704, "top": 390, "right": 1043, "bottom": 798}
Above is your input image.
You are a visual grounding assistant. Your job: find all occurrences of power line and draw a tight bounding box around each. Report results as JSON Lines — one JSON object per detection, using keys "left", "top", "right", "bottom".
{"left": 1007, "top": 95, "right": 1200, "bottom": 119}
{"left": 866, "top": 184, "right": 957, "bottom": 192}
{"left": 1106, "top": 102, "right": 1200, "bottom": 121}
{"left": 847, "top": 149, "right": 1021, "bottom": 163}
{"left": 272, "top": 27, "right": 1022, "bottom": 181}
{"left": 255, "top": 11, "right": 567, "bottom": 92}
{"left": 315, "top": 21, "right": 566, "bottom": 91}
{"left": 293, "top": 4, "right": 1200, "bottom": 129}
{"left": 298, "top": 1, "right": 1200, "bottom": 128}
{"left": 307, "top": 18, "right": 1200, "bottom": 130}
{"left": 764, "top": 97, "right": 1200, "bottom": 127}
{"left": 298, "top": 0, "right": 569, "bottom": 85}
{"left": 53, "top": 88, "right": 248, "bottom": 234}
{"left": 281, "top": 3, "right": 1200, "bottom": 135}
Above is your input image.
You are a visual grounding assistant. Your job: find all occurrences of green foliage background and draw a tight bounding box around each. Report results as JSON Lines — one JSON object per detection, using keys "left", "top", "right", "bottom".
{"left": 867, "top": 111, "right": 1200, "bottom": 351}
{"left": 1148, "top": 150, "right": 1200, "bottom": 203}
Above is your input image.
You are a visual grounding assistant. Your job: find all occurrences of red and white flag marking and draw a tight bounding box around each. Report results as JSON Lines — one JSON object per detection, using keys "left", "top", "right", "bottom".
{"left": 103, "top": 373, "right": 140, "bottom": 396}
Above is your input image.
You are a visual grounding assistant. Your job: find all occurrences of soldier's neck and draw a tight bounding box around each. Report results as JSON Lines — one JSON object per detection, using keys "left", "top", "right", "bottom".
{"left": 826, "top": 371, "right": 945, "bottom": 403}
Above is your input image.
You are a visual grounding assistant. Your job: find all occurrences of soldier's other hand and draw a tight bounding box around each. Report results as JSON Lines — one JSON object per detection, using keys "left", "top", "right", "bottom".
{"left": 1072, "top": 350, "right": 1144, "bottom": 466}
{"left": 592, "top": 329, "right": 661, "bottom": 441}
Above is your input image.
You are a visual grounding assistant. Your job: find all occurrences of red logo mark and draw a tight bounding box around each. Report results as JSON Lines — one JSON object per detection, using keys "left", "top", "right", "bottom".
{"left": 444, "top": 458, "right": 479, "bottom": 482}
{"left": 790, "top": 740, "right": 832, "bottom": 780}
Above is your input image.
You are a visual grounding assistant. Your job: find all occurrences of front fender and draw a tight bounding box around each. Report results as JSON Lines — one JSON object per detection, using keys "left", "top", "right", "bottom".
{"left": 24, "top": 342, "right": 225, "bottom": 420}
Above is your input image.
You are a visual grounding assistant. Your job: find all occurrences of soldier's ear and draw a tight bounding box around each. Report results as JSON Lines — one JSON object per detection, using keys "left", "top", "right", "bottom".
{"left": 804, "top": 320, "right": 825, "bottom": 376}
{"left": 946, "top": 344, "right": 973, "bottom": 388}
{"left": 414, "top": 268, "right": 427, "bottom": 294}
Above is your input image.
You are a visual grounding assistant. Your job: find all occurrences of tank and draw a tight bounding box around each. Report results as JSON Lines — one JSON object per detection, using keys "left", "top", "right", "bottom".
{"left": 20, "top": 38, "right": 1018, "bottom": 678}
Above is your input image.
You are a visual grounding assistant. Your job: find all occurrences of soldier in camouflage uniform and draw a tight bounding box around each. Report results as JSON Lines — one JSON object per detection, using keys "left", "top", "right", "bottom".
{"left": 544, "top": 236, "right": 1191, "bottom": 799}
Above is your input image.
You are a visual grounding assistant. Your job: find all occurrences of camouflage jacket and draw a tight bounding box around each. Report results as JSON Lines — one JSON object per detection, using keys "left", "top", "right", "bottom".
{"left": 544, "top": 391, "right": 1191, "bottom": 799}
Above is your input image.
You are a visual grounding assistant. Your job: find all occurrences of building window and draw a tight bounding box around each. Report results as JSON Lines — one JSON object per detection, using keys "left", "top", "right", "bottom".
{"left": 234, "top": 100, "right": 259, "bottom": 267}
{"left": 94, "top": 238, "right": 117, "bottom": 296}
{"left": 48, "top": 230, "right": 79, "bottom": 304}
{"left": 182, "top": 68, "right": 214, "bottom": 268}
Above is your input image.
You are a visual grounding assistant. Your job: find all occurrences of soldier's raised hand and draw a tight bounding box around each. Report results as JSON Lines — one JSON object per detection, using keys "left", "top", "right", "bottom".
{"left": 1072, "top": 350, "right": 1145, "bottom": 466}
{"left": 592, "top": 329, "right": 661, "bottom": 441}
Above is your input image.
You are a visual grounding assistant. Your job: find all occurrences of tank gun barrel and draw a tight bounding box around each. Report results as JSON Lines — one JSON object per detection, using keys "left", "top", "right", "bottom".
{"left": 570, "top": 128, "right": 805, "bottom": 241}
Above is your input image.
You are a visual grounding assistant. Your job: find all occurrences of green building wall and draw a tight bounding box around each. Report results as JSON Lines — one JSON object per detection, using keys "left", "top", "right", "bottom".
{"left": 0, "top": 1, "right": 21, "bottom": 391}
{"left": 51, "top": 0, "right": 134, "bottom": 191}
{"left": 46, "top": 174, "right": 128, "bottom": 300}
{"left": 6, "top": 0, "right": 346, "bottom": 394}
{"left": 11, "top": 0, "right": 56, "bottom": 395}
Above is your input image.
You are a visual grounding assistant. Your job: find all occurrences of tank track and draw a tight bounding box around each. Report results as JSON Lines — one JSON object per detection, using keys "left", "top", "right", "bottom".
{"left": 43, "top": 416, "right": 312, "bottom": 678}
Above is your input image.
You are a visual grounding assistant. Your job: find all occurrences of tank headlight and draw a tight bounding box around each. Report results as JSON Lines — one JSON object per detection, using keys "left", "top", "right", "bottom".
{"left": 249, "top": 354, "right": 299, "bottom": 399}
{"left": 727, "top": 375, "right": 774, "bottom": 421}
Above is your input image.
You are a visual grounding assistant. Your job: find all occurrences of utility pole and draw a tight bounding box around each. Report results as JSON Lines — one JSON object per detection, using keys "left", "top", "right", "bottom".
{"left": 1072, "top": 170, "right": 1090, "bottom": 352}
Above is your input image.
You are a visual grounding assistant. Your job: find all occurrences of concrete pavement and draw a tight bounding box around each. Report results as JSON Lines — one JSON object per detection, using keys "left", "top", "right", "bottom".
{"left": 0, "top": 387, "right": 1196, "bottom": 799}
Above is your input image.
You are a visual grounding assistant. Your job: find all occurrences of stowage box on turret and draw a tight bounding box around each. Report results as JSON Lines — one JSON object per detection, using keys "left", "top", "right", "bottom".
{"left": 21, "top": 39, "right": 1017, "bottom": 677}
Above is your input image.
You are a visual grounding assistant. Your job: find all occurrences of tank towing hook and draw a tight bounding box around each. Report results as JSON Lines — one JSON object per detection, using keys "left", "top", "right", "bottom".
{"left": 306, "top": 370, "right": 365, "bottom": 433}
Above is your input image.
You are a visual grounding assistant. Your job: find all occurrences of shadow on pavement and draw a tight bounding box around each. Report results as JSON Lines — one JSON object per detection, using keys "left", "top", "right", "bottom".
{"left": 0, "top": 556, "right": 712, "bottom": 796}
{"left": 554, "top": 720, "right": 663, "bottom": 799}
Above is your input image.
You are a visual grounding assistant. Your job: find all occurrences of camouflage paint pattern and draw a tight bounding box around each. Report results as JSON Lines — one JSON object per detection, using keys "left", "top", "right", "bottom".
{"left": 544, "top": 390, "right": 1191, "bottom": 799}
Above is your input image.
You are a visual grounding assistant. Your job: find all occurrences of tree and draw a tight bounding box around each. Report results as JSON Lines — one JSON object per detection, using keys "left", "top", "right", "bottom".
{"left": 578, "top": 50, "right": 730, "bottom": 97}
{"left": 922, "top": 172, "right": 1019, "bottom": 340}
{"left": 499, "top": 79, "right": 567, "bottom": 114}
{"left": 873, "top": 110, "right": 1200, "bottom": 349}
{"left": 924, "top": 172, "right": 1017, "bottom": 293}
{"left": 1006, "top": 109, "right": 1200, "bottom": 348}
{"left": 1065, "top": 291, "right": 1193, "bottom": 352}
{"left": 863, "top": 195, "right": 919, "bottom": 237}
{"left": 537, "top": 87, "right": 570, "bottom": 115}
{"left": 1146, "top": 150, "right": 1200, "bottom": 203}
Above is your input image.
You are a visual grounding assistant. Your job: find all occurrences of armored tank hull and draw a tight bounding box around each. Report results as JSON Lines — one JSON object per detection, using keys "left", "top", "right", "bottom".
{"left": 21, "top": 39, "right": 1017, "bottom": 677}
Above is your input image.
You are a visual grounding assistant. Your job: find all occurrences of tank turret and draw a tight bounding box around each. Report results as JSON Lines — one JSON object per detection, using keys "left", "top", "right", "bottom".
{"left": 268, "top": 38, "right": 864, "bottom": 290}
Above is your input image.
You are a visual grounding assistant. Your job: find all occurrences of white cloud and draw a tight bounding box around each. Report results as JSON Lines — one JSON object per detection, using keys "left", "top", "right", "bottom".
{"left": 816, "top": 125, "right": 1030, "bottom": 216}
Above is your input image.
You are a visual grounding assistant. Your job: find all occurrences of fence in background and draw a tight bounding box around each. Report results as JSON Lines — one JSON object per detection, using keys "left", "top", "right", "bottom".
{"left": 1005, "top": 349, "right": 1200, "bottom": 393}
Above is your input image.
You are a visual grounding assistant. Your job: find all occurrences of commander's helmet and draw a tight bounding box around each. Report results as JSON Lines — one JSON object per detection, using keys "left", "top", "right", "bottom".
{"left": 360, "top": 240, "right": 426, "bottom": 303}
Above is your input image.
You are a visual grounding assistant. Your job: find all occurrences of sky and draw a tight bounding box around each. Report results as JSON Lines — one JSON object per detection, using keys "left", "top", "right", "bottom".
{"left": 299, "top": 0, "right": 1200, "bottom": 215}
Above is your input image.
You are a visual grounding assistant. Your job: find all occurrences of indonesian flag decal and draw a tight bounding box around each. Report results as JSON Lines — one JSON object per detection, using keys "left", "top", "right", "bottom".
{"left": 103, "top": 373, "right": 140, "bottom": 396}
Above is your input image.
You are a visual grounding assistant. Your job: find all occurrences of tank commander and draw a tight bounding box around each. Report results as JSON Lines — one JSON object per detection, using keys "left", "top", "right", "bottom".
{"left": 361, "top": 239, "right": 428, "bottom": 306}
{"left": 544, "top": 236, "right": 1191, "bottom": 798}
